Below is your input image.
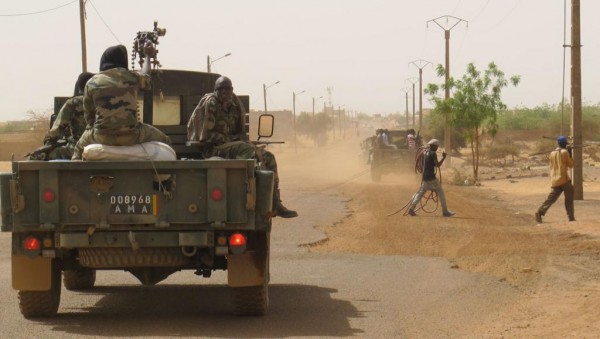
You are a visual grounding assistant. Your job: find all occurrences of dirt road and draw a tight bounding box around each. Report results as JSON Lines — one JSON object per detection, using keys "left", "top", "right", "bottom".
{"left": 0, "top": 159, "right": 527, "bottom": 338}
{"left": 275, "top": 136, "right": 600, "bottom": 337}
{"left": 0, "top": 136, "right": 599, "bottom": 337}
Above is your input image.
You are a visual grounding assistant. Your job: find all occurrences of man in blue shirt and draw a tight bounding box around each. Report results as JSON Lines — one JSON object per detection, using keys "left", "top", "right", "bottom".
{"left": 407, "top": 139, "right": 455, "bottom": 217}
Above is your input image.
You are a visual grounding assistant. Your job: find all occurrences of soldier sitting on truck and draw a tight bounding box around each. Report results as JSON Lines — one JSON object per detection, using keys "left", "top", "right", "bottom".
{"left": 375, "top": 129, "right": 397, "bottom": 150}
{"left": 72, "top": 44, "right": 171, "bottom": 160}
{"left": 27, "top": 72, "right": 95, "bottom": 160}
{"left": 187, "top": 76, "right": 298, "bottom": 218}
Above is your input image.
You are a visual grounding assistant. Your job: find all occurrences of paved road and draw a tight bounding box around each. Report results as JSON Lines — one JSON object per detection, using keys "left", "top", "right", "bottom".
{"left": 0, "top": 188, "right": 519, "bottom": 338}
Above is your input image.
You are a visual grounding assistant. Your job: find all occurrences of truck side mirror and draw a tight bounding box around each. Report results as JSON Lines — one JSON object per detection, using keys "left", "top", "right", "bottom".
{"left": 257, "top": 114, "right": 274, "bottom": 140}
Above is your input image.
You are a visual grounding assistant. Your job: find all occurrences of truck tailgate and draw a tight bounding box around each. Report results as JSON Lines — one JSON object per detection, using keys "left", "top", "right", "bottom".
{"left": 8, "top": 159, "right": 257, "bottom": 231}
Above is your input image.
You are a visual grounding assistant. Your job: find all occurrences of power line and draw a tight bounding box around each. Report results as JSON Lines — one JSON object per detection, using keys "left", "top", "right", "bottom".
{"left": 87, "top": 0, "right": 121, "bottom": 44}
{"left": 469, "top": 0, "right": 491, "bottom": 23}
{"left": 482, "top": 0, "right": 522, "bottom": 32}
{"left": 451, "top": 0, "right": 462, "bottom": 15}
{"left": 0, "top": 0, "right": 77, "bottom": 17}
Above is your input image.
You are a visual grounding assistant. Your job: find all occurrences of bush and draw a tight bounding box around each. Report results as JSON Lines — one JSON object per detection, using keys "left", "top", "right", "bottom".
{"left": 480, "top": 139, "right": 521, "bottom": 166}
{"left": 445, "top": 167, "right": 476, "bottom": 186}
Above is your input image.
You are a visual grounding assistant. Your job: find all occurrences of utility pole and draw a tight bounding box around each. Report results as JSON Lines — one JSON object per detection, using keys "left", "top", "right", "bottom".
{"left": 293, "top": 90, "right": 305, "bottom": 153}
{"left": 406, "top": 78, "right": 418, "bottom": 128}
{"left": 207, "top": 53, "right": 232, "bottom": 73}
{"left": 327, "top": 87, "right": 333, "bottom": 106}
{"left": 427, "top": 15, "right": 468, "bottom": 165}
{"left": 404, "top": 89, "right": 409, "bottom": 129}
{"left": 263, "top": 81, "right": 280, "bottom": 114}
{"left": 79, "top": 0, "right": 87, "bottom": 72}
{"left": 410, "top": 59, "right": 432, "bottom": 131}
{"left": 571, "top": 0, "right": 583, "bottom": 199}
{"left": 338, "top": 105, "right": 343, "bottom": 138}
{"left": 327, "top": 87, "right": 334, "bottom": 139}
{"left": 312, "top": 96, "right": 323, "bottom": 147}
{"left": 263, "top": 83, "right": 267, "bottom": 113}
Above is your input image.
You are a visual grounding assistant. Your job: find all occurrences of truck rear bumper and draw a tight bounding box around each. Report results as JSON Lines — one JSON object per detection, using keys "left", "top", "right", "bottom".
{"left": 58, "top": 231, "right": 214, "bottom": 248}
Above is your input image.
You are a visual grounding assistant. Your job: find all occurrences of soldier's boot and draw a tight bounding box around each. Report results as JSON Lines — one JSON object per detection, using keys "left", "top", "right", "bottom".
{"left": 273, "top": 188, "right": 298, "bottom": 218}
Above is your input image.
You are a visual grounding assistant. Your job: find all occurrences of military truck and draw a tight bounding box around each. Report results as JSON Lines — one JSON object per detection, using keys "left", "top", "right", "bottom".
{"left": 370, "top": 129, "right": 421, "bottom": 181}
{"left": 0, "top": 23, "right": 275, "bottom": 318}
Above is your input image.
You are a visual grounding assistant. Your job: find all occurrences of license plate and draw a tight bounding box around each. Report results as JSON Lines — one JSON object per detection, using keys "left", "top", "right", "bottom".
{"left": 110, "top": 194, "right": 157, "bottom": 215}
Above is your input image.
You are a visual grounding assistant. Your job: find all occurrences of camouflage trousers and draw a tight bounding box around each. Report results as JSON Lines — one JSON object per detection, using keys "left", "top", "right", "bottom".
{"left": 72, "top": 123, "right": 171, "bottom": 160}
{"left": 48, "top": 144, "right": 75, "bottom": 160}
{"left": 212, "top": 141, "right": 279, "bottom": 183}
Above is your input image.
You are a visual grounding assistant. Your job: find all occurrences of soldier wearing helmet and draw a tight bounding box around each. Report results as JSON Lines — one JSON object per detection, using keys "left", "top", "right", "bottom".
{"left": 187, "top": 76, "right": 298, "bottom": 218}
{"left": 406, "top": 138, "right": 455, "bottom": 217}
{"left": 535, "top": 135, "right": 575, "bottom": 223}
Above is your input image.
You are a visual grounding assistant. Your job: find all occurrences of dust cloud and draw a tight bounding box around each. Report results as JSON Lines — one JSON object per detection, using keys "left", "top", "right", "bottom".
{"left": 274, "top": 133, "right": 600, "bottom": 338}
{"left": 274, "top": 134, "right": 418, "bottom": 193}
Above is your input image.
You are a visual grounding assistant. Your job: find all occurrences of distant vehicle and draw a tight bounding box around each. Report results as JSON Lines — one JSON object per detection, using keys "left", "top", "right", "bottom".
{"left": 370, "top": 129, "right": 422, "bottom": 181}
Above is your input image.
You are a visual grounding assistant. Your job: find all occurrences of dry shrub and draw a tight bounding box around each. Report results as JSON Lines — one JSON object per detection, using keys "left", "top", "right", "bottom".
{"left": 586, "top": 145, "right": 600, "bottom": 162}
{"left": 531, "top": 139, "right": 556, "bottom": 156}
{"left": 445, "top": 167, "right": 476, "bottom": 186}
{"left": 481, "top": 143, "right": 520, "bottom": 166}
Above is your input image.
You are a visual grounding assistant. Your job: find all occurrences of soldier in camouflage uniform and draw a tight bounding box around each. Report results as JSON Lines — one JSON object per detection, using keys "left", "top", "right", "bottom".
{"left": 72, "top": 45, "right": 171, "bottom": 160}
{"left": 28, "top": 72, "right": 94, "bottom": 160}
{"left": 187, "top": 76, "right": 298, "bottom": 218}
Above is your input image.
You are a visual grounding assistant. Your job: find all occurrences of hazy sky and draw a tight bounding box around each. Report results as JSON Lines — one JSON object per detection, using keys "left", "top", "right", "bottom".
{"left": 1, "top": 0, "right": 599, "bottom": 122}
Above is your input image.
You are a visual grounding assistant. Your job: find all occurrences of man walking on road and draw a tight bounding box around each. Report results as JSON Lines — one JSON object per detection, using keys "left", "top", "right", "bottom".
{"left": 407, "top": 139, "right": 455, "bottom": 217}
{"left": 535, "top": 135, "right": 575, "bottom": 223}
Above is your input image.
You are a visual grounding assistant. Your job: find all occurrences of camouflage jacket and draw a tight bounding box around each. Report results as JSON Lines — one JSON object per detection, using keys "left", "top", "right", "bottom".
{"left": 187, "top": 93, "right": 247, "bottom": 145}
{"left": 84, "top": 68, "right": 150, "bottom": 132}
{"left": 44, "top": 96, "right": 86, "bottom": 144}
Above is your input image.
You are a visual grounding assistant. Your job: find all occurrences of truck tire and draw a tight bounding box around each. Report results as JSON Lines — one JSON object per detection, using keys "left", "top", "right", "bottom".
{"left": 63, "top": 268, "right": 96, "bottom": 290}
{"left": 233, "top": 284, "right": 268, "bottom": 316}
{"left": 233, "top": 232, "right": 269, "bottom": 316}
{"left": 78, "top": 248, "right": 189, "bottom": 268}
{"left": 18, "top": 260, "right": 61, "bottom": 318}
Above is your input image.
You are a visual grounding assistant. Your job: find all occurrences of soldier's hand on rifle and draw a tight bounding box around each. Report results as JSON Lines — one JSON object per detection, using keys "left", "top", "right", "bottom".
{"left": 43, "top": 136, "right": 57, "bottom": 146}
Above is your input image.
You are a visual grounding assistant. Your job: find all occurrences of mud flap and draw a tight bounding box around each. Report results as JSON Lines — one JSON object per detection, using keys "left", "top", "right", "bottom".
{"left": 12, "top": 255, "right": 52, "bottom": 291}
{"left": 227, "top": 251, "right": 268, "bottom": 287}
{"left": 255, "top": 170, "right": 274, "bottom": 230}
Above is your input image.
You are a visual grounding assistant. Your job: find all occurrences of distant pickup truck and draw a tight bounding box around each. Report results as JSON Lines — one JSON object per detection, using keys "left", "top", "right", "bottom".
{"left": 0, "top": 69, "right": 276, "bottom": 318}
{"left": 370, "top": 129, "right": 421, "bottom": 181}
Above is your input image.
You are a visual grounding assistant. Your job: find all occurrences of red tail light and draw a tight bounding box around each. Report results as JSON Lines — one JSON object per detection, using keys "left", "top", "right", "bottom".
{"left": 23, "top": 236, "right": 41, "bottom": 251}
{"left": 229, "top": 233, "right": 247, "bottom": 247}
{"left": 211, "top": 188, "right": 223, "bottom": 201}
{"left": 43, "top": 189, "right": 55, "bottom": 203}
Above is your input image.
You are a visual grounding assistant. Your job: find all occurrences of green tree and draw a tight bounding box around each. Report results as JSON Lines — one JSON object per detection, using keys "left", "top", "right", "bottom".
{"left": 426, "top": 62, "right": 520, "bottom": 182}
